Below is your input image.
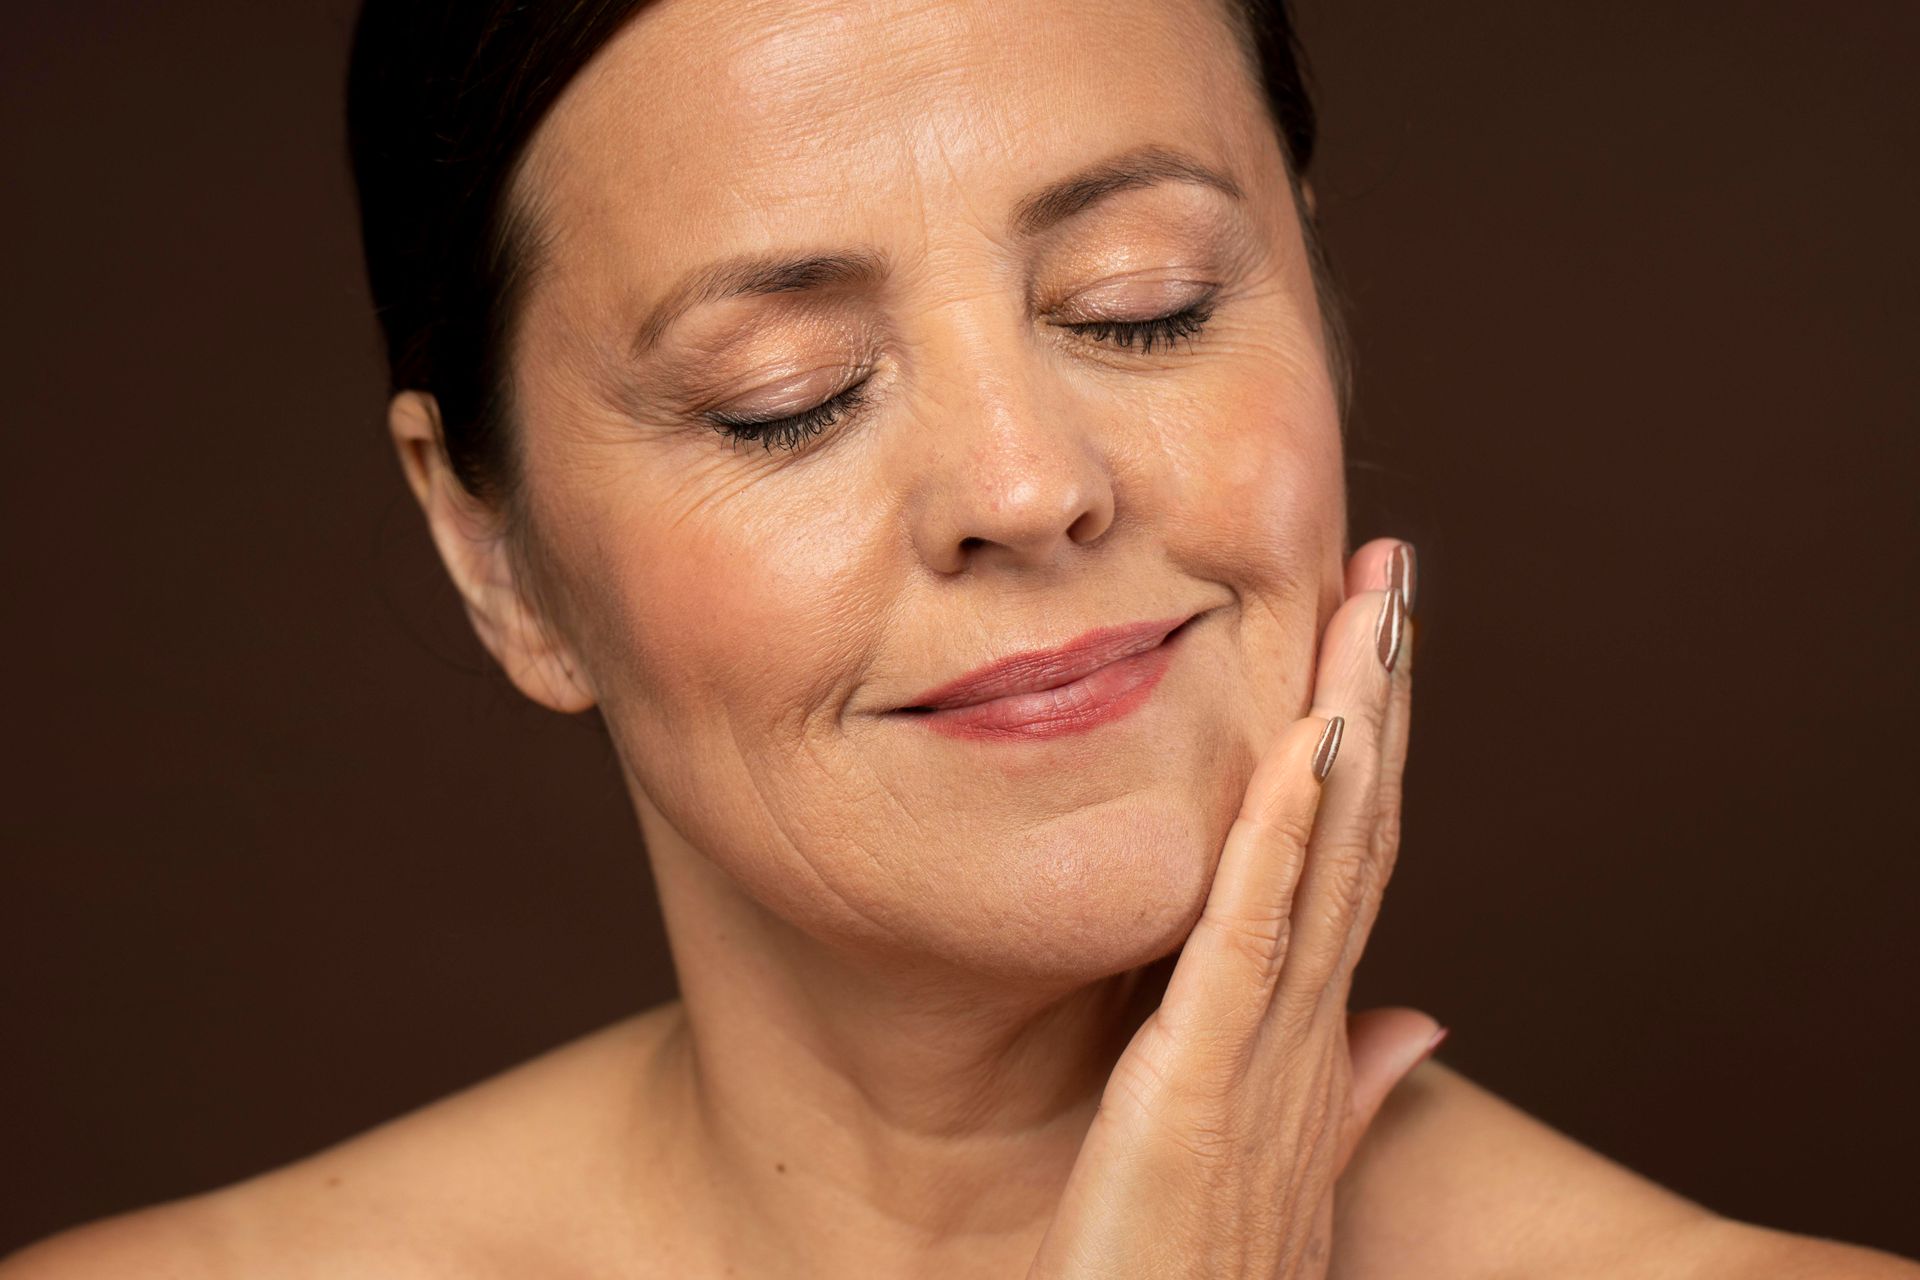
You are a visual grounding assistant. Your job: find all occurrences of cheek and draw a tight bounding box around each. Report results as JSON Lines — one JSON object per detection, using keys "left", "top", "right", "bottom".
{"left": 1121, "top": 337, "right": 1346, "bottom": 774}
{"left": 528, "top": 463, "right": 925, "bottom": 942}
{"left": 553, "top": 468, "right": 890, "bottom": 740}
{"left": 1151, "top": 347, "right": 1347, "bottom": 615}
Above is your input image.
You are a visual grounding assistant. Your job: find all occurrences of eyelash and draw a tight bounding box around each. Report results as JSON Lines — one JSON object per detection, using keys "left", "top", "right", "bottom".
{"left": 709, "top": 380, "right": 873, "bottom": 453}
{"left": 1065, "top": 300, "right": 1216, "bottom": 355}
{"left": 708, "top": 300, "right": 1218, "bottom": 452}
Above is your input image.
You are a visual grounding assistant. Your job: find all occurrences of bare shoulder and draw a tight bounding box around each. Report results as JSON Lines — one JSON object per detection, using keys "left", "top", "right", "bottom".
{"left": 1334, "top": 1057, "right": 1920, "bottom": 1279}
{"left": 1, "top": 1005, "right": 686, "bottom": 1279}
{"left": 0, "top": 1196, "right": 245, "bottom": 1279}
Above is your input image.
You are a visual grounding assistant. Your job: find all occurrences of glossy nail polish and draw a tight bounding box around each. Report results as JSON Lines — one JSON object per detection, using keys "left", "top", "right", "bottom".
{"left": 1375, "top": 587, "right": 1405, "bottom": 672}
{"left": 1311, "top": 716, "right": 1345, "bottom": 781}
{"left": 1388, "top": 542, "right": 1417, "bottom": 613}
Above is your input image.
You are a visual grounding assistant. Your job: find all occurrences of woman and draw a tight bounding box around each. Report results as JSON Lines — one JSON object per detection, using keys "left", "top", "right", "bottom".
{"left": 6, "top": 0, "right": 1914, "bottom": 1275}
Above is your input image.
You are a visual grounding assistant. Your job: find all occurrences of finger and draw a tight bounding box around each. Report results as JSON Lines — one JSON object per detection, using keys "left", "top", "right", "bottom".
{"left": 1344, "top": 536, "right": 1405, "bottom": 602}
{"left": 1374, "top": 538, "right": 1417, "bottom": 806}
{"left": 1334, "top": 552, "right": 1418, "bottom": 983}
{"left": 1276, "top": 582, "right": 1403, "bottom": 1015}
{"left": 1363, "top": 611, "right": 1415, "bottom": 947}
{"left": 1154, "top": 713, "right": 1345, "bottom": 1061}
{"left": 1338, "top": 1006, "right": 1444, "bottom": 1170}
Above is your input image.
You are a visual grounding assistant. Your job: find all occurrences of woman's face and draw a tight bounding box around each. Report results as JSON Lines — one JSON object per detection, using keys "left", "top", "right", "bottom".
{"left": 491, "top": 0, "right": 1346, "bottom": 981}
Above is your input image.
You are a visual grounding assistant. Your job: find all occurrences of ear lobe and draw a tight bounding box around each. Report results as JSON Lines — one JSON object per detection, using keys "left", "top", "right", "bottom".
{"left": 385, "top": 391, "right": 598, "bottom": 715}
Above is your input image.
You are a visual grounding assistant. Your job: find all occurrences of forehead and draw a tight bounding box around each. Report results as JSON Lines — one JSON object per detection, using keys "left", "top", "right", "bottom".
{"left": 516, "top": 0, "right": 1269, "bottom": 289}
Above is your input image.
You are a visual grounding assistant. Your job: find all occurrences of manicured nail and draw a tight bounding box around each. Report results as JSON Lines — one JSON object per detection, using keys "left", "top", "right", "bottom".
{"left": 1388, "top": 541, "right": 1417, "bottom": 613}
{"left": 1419, "top": 1025, "right": 1451, "bottom": 1063}
{"left": 1311, "top": 715, "right": 1345, "bottom": 781}
{"left": 1374, "top": 586, "right": 1405, "bottom": 671}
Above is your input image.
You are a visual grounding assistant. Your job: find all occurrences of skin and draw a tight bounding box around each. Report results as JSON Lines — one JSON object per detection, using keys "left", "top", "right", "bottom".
{"left": 5, "top": 0, "right": 1917, "bottom": 1275}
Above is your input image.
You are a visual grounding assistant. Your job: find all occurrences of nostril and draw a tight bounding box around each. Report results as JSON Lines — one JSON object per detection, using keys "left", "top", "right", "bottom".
{"left": 1067, "top": 508, "right": 1108, "bottom": 544}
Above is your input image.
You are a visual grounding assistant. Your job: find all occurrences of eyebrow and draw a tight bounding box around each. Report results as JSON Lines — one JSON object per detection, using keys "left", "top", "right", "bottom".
{"left": 629, "top": 143, "right": 1244, "bottom": 357}
{"left": 1009, "top": 143, "right": 1245, "bottom": 237}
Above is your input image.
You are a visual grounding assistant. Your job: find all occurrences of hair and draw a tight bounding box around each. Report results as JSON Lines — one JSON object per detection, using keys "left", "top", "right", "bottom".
{"left": 346, "top": 0, "right": 1350, "bottom": 508}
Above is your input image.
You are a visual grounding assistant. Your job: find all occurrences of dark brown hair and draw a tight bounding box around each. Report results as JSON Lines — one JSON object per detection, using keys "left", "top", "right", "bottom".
{"left": 347, "top": 1, "right": 1346, "bottom": 505}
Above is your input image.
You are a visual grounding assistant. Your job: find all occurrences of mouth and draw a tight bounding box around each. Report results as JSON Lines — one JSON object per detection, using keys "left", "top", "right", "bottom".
{"left": 892, "top": 611, "right": 1203, "bottom": 741}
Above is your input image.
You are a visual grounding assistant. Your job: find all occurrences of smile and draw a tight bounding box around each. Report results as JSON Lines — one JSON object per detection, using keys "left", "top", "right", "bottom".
{"left": 894, "top": 612, "right": 1200, "bottom": 741}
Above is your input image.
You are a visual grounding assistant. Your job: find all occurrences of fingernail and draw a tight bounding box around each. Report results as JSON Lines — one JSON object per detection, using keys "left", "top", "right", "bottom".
{"left": 1374, "top": 586, "right": 1405, "bottom": 672}
{"left": 1311, "top": 715, "right": 1345, "bottom": 781}
{"left": 1419, "top": 1025, "right": 1450, "bottom": 1064}
{"left": 1388, "top": 542, "right": 1417, "bottom": 614}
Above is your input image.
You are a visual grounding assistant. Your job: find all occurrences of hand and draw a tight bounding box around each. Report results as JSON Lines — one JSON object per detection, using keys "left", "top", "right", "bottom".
{"left": 1026, "top": 538, "right": 1435, "bottom": 1279}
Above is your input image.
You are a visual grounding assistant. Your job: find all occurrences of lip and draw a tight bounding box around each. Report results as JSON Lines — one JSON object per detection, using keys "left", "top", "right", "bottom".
{"left": 895, "top": 612, "right": 1197, "bottom": 741}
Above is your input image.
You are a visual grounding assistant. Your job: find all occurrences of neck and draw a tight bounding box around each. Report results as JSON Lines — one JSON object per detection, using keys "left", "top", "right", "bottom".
{"left": 632, "top": 798, "right": 1172, "bottom": 1279}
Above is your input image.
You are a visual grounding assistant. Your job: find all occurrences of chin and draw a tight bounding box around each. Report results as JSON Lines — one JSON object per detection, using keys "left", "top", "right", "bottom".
{"left": 925, "top": 793, "right": 1228, "bottom": 987}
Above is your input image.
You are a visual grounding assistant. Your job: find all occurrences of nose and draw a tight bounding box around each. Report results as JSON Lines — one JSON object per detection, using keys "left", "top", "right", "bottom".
{"left": 903, "top": 361, "right": 1117, "bottom": 577}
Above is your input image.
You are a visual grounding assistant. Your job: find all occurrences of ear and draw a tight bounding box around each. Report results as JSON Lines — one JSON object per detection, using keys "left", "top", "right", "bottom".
{"left": 387, "top": 391, "right": 597, "bottom": 714}
{"left": 1301, "top": 178, "right": 1319, "bottom": 219}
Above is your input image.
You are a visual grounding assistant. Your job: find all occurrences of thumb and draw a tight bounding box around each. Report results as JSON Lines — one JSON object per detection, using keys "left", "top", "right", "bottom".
{"left": 1341, "top": 1006, "right": 1445, "bottom": 1164}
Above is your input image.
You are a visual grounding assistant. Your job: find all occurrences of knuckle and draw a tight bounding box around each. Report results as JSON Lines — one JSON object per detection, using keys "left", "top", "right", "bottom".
{"left": 1110, "top": 1019, "right": 1254, "bottom": 1125}
{"left": 1363, "top": 806, "right": 1404, "bottom": 893}
{"left": 1167, "top": 1003, "right": 1262, "bottom": 1085}
{"left": 1278, "top": 966, "right": 1348, "bottom": 1028}
{"left": 1198, "top": 910, "right": 1292, "bottom": 986}
{"left": 1242, "top": 804, "right": 1317, "bottom": 853}
{"left": 1316, "top": 843, "right": 1373, "bottom": 919}
{"left": 1371, "top": 803, "right": 1403, "bottom": 856}
{"left": 1305, "top": 908, "right": 1355, "bottom": 973}
{"left": 1153, "top": 1108, "right": 1242, "bottom": 1164}
{"left": 1103, "top": 1042, "right": 1179, "bottom": 1119}
{"left": 1109, "top": 1060, "right": 1247, "bottom": 1165}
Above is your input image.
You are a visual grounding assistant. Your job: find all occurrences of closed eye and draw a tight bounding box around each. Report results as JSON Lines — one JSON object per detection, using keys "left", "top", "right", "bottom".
{"left": 706, "top": 300, "right": 1219, "bottom": 452}
{"left": 707, "top": 377, "right": 873, "bottom": 453}
{"left": 1062, "top": 300, "right": 1216, "bottom": 354}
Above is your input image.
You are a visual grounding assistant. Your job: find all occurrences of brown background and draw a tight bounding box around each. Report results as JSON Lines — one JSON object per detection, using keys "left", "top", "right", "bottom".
{"left": 3, "top": 0, "right": 1916, "bottom": 1260}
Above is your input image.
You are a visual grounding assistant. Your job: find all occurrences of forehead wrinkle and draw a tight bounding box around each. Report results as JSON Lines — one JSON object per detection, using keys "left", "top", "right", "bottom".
{"left": 550, "top": 0, "right": 1234, "bottom": 229}
{"left": 523, "top": 0, "right": 1272, "bottom": 386}
{"left": 708, "top": 0, "right": 978, "bottom": 126}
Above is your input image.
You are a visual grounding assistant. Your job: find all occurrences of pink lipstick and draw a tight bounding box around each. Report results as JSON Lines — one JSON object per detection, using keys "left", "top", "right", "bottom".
{"left": 897, "top": 613, "right": 1195, "bottom": 741}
